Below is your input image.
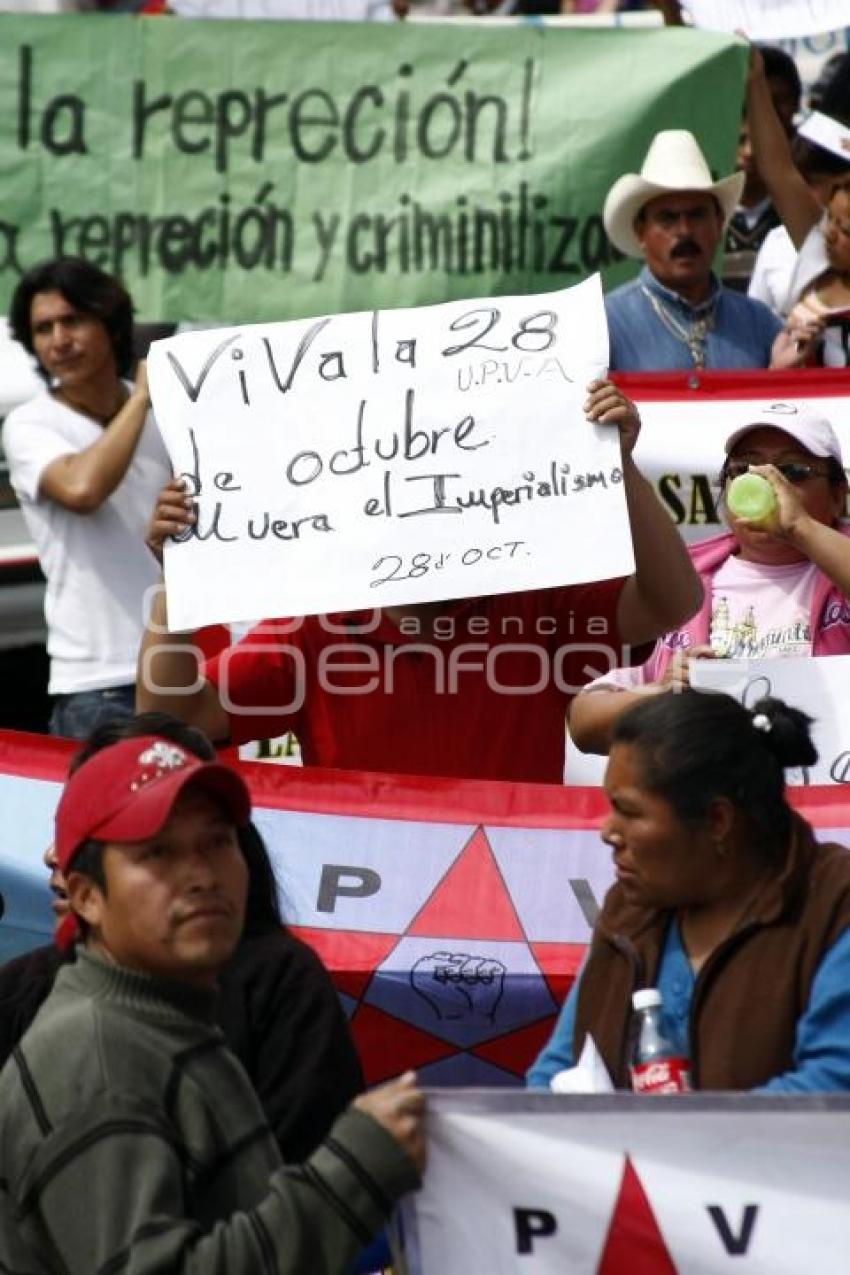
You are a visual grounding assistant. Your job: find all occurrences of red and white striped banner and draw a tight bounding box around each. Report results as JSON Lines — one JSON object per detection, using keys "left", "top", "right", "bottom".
{"left": 3, "top": 729, "right": 850, "bottom": 1086}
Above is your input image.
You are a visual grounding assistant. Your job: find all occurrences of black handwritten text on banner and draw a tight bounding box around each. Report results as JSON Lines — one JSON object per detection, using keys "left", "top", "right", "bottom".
{"left": 147, "top": 276, "right": 633, "bottom": 628}
{"left": 0, "top": 15, "right": 747, "bottom": 320}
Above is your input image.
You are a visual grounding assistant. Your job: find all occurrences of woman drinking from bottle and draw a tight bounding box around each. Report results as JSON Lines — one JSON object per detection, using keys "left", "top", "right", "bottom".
{"left": 568, "top": 404, "right": 850, "bottom": 758}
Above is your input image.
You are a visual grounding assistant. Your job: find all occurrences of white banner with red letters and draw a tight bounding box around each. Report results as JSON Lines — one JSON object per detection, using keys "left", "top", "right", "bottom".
{"left": 398, "top": 1091, "right": 850, "bottom": 1274}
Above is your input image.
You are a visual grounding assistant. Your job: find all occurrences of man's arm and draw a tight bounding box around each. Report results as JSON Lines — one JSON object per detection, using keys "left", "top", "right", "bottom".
{"left": 7, "top": 1073, "right": 423, "bottom": 1275}
{"left": 585, "top": 380, "right": 703, "bottom": 645}
{"left": 38, "top": 361, "right": 152, "bottom": 513}
{"left": 651, "top": 0, "right": 684, "bottom": 23}
{"left": 136, "top": 478, "right": 231, "bottom": 736}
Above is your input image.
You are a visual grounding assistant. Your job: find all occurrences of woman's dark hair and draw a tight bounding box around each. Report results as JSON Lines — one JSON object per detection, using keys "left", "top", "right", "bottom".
{"left": 611, "top": 690, "right": 817, "bottom": 851}
{"left": 65, "top": 711, "right": 283, "bottom": 932}
{"left": 10, "top": 256, "right": 135, "bottom": 381}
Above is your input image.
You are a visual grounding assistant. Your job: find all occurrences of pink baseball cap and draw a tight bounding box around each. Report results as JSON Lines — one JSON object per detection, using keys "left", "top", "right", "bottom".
{"left": 55, "top": 735, "right": 251, "bottom": 873}
{"left": 725, "top": 404, "right": 844, "bottom": 464}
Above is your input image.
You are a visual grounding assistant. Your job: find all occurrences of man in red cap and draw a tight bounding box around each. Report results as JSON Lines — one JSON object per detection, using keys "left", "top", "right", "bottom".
{"left": 0, "top": 735, "right": 424, "bottom": 1273}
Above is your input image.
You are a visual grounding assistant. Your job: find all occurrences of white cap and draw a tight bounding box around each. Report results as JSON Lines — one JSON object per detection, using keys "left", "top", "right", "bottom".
{"left": 725, "top": 404, "right": 844, "bottom": 464}
{"left": 602, "top": 129, "right": 743, "bottom": 258}
{"left": 796, "top": 110, "right": 850, "bottom": 164}
{"left": 632, "top": 988, "right": 662, "bottom": 1011}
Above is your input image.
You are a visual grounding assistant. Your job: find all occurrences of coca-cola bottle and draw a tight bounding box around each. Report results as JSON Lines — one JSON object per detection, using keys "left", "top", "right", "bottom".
{"left": 629, "top": 988, "right": 690, "bottom": 1094}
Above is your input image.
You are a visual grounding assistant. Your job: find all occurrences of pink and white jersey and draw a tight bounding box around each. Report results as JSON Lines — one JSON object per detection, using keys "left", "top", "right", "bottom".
{"left": 708, "top": 556, "right": 817, "bottom": 660}
{"left": 589, "top": 555, "right": 818, "bottom": 693}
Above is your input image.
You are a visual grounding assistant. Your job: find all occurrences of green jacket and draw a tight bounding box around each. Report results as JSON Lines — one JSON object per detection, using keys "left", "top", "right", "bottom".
{"left": 0, "top": 948, "right": 418, "bottom": 1273}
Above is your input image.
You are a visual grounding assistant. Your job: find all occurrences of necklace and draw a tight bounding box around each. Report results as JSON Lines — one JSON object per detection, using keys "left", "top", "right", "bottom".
{"left": 52, "top": 384, "right": 129, "bottom": 426}
{"left": 640, "top": 285, "right": 717, "bottom": 369}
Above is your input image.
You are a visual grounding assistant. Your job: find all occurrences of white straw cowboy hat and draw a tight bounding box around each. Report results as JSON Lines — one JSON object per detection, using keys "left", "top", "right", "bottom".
{"left": 603, "top": 129, "right": 745, "bottom": 258}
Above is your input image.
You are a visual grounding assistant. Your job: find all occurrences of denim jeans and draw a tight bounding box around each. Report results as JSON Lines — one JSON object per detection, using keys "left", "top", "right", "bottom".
{"left": 49, "top": 684, "right": 136, "bottom": 740}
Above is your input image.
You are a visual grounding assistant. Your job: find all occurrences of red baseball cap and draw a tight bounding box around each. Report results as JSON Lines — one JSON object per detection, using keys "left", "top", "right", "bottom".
{"left": 55, "top": 735, "right": 251, "bottom": 873}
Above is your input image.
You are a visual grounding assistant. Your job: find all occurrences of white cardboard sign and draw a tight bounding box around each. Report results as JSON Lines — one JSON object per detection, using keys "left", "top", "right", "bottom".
{"left": 147, "top": 276, "right": 634, "bottom": 630}
{"left": 689, "top": 652, "right": 850, "bottom": 786}
{"left": 567, "top": 654, "right": 850, "bottom": 789}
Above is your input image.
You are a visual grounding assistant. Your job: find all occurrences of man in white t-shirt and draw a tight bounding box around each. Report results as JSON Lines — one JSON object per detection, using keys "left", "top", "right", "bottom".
{"left": 568, "top": 404, "right": 850, "bottom": 754}
{"left": 2, "top": 258, "right": 172, "bottom": 737}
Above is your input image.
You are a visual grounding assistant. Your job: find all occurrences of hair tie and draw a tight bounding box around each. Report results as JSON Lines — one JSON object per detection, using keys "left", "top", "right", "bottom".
{"left": 752, "top": 712, "right": 772, "bottom": 734}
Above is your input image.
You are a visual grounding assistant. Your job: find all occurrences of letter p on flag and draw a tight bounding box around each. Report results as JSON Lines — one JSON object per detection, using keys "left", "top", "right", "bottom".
{"left": 514, "top": 1207, "right": 557, "bottom": 1255}
{"left": 317, "top": 863, "right": 382, "bottom": 913}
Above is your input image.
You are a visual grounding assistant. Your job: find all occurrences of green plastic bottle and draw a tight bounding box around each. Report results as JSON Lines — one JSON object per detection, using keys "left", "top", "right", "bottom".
{"left": 726, "top": 472, "right": 778, "bottom": 524}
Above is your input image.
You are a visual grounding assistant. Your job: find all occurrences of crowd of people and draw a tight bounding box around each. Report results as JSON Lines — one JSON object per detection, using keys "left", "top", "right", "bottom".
{"left": 1, "top": 8, "right": 850, "bottom": 1272}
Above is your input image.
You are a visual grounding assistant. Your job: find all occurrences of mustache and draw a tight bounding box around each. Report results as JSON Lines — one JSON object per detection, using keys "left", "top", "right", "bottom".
{"left": 172, "top": 897, "right": 236, "bottom": 923}
{"left": 670, "top": 238, "right": 702, "bottom": 258}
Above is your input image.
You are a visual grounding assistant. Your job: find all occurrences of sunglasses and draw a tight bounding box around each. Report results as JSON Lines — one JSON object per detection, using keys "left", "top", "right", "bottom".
{"left": 724, "top": 460, "right": 830, "bottom": 485}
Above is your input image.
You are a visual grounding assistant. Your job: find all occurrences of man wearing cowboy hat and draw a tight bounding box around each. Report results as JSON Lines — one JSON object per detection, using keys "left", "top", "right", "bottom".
{"left": 602, "top": 129, "right": 808, "bottom": 370}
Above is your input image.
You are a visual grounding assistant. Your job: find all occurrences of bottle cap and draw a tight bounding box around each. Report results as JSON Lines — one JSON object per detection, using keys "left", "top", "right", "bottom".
{"left": 726, "top": 472, "right": 778, "bottom": 524}
{"left": 632, "top": 988, "right": 662, "bottom": 1011}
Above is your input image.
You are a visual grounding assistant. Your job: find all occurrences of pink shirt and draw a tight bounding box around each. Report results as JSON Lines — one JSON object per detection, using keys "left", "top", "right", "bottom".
{"left": 586, "top": 529, "right": 850, "bottom": 693}
{"left": 707, "top": 555, "right": 817, "bottom": 660}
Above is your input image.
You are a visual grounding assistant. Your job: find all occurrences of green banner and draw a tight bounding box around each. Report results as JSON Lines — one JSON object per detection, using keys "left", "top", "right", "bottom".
{"left": 0, "top": 14, "right": 747, "bottom": 322}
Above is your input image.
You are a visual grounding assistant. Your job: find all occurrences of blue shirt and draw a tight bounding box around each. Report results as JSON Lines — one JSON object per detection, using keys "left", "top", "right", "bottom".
{"left": 605, "top": 267, "right": 783, "bottom": 371}
{"left": 526, "top": 920, "right": 850, "bottom": 1092}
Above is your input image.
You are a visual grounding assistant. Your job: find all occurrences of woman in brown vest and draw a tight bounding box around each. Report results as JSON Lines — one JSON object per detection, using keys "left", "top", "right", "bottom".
{"left": 528, "top": 689, "right": 850, "bottom": 1091}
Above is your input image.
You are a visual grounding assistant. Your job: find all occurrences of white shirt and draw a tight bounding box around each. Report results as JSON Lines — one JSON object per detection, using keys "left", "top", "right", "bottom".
{"left": 748, "top": 224, "right": 796, "bottom": 317}
{"left": 2, "top": 389, "right": 172, "bottom": 694}
{"left": 785, "top": 212, "right": 849, "bottom": 366}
